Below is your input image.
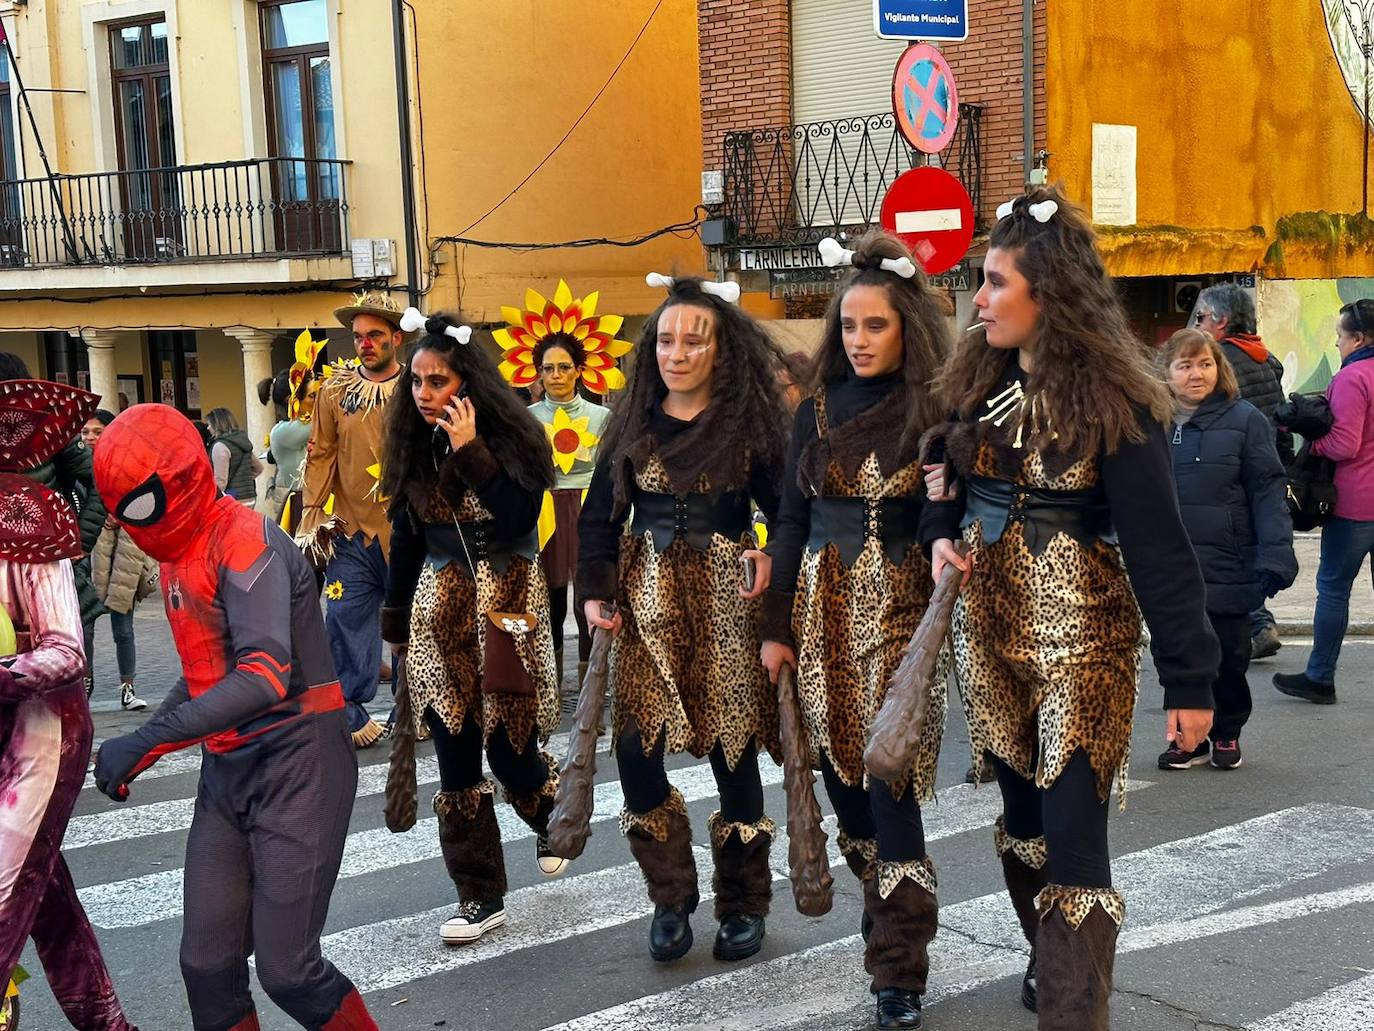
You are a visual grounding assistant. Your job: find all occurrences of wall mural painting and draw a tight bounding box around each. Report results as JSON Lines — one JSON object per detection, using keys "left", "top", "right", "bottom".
{"left": 1258, "top": 276, "right": 1374, "bottom": 394}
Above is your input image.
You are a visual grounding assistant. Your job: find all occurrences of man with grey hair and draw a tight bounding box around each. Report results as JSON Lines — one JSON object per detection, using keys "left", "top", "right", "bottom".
{"left": 1193, "top": 282, "right": 1292, "bottom": 659}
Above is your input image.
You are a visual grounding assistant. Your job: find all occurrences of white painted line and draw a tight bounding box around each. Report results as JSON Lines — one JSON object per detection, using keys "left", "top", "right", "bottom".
{"left": 543, "top": 804, "right": 1374, "bottom": 1031}
{"left": 327, "top": 780, "right": 1156, "bottom": 994}
{"left": 894, "top": 208, "right": 962, "bottom": 233}
{"left": 78, "top": 752, "right": 782, "bottom": 929}
{"left": 1245, "top": 969, "right": 1374, "bottom": 1030}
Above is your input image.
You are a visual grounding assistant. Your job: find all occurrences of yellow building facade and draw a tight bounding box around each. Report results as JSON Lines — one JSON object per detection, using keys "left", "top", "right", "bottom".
{"left": 0, "top": 0, "right": 702, "bottom": 474}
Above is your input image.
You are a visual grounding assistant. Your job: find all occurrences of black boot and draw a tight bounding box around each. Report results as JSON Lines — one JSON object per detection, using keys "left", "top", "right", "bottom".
{"left": 623, "top": 788, "right": 699, "bottom": 963}
{"left": 709, "top": 812, "right": 774, "bottom": 961}
{"left": 875, "top": 987, "right": 922, "bottom": 1030}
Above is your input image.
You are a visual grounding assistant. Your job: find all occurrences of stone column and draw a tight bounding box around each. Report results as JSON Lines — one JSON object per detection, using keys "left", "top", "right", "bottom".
{"left": 224, "top": 327, "right": 279, "bottom": 500}
{"left": 80, "top": 329, "right": 120, "bottom": 411}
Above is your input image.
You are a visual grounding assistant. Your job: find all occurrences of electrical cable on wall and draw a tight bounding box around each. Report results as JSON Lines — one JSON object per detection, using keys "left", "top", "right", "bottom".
{"left": 434, "top": 207, "right": 706, "bottom": 253}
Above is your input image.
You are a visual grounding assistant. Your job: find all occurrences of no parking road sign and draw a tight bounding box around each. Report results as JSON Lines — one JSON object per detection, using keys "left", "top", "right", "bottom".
{"left": 893, "top": 43, "right": 958, "bottom": 154}
{"left": 879, "top": 166, "right": 974, "bottom": 276}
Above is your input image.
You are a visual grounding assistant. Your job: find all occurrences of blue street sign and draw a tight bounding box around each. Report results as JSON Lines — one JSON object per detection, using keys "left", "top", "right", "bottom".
{"left": 873, "top": 0, "right": 969, "bottom": 42}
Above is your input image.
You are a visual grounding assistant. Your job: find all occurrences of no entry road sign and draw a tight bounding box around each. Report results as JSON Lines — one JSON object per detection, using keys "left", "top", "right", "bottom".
{"left": 873, "top": 0, "right": 969, "bottom": 42}
{"left": 879, "top": 166, "right": 974, "bottom": 276}
{"left": 893, "top": 43, "right": 958, "bottom": 154}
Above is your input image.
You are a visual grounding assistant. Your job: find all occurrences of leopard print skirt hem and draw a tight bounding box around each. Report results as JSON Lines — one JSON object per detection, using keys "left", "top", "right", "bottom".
{"left": 405, "top": 557, "right": 560, "bottom": 752}
{"left": 610, "top": 532, "right": 780, "bottom": 767}
{"left": 1036, "top": 883, "right": 1125, "bottom": 929}
{"left": 619, "top": 785, "right": 689, "bottom": 842}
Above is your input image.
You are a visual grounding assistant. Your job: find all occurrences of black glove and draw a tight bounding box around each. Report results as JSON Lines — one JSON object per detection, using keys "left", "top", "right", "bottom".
{"left": 93, "top": 732, "right": 150, "bottom": 801}
{"left": 1259, "top": 570, "right": 1286, "bottom": 599}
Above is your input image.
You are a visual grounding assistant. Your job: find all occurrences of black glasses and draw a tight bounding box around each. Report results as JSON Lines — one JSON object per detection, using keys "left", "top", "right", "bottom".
{"left": 1192, "top": 309, "right": 1214, "bottom": 326}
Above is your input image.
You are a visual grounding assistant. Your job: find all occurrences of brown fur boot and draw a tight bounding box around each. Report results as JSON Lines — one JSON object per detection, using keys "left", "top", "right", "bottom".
{"left": 1035, "top": 885, "right": 1123, "bottom": 1031}
{"left": 433, "top": 783, "right": 507, "bottom": 904}
{"left": 623, "top": 787, "right": 699, "bottom": 961}
{"left": 863, "top": 858, "right": 939, "bottom": 995}
{"left": 995, "top": 816, "right": 1049, "bottom": 1010}
{"left": 709, "top": 812, "right": 775, "bottom": 961}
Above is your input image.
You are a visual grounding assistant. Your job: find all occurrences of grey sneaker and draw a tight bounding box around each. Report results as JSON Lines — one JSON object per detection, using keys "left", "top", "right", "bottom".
{"left": 1250, "top": 625, "right": 1281, "bottom": 660}
{"left": 120, "top": 682, "right": 148, "bottom": 711}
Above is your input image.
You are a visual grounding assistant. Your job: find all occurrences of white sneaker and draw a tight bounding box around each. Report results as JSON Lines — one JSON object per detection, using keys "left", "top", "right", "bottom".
{"left": 120, "top": 683, "right": 148, "bottom": 711}
{"left": 536, "top": 835, "right": 570, "bottom": 878}
{"left": 440, "top": 900, "right": 506, "bottom": 944}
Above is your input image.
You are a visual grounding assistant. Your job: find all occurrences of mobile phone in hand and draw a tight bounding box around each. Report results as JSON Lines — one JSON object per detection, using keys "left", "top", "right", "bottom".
{"left": 740, "top": 554, "right": 757, "bottom": 593}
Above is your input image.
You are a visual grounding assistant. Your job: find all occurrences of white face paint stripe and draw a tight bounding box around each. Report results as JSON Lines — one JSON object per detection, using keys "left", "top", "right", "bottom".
{"left": 539, "top": 803, "right": 1374, "bottom": 1031}
{"left": 894, "top": 208, "right": 963, "bottom": 233}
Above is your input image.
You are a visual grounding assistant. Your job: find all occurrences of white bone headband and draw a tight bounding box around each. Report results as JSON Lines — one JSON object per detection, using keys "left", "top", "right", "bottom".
{"left": 645, "top": 272, "right": 741, "bottom": 305}
{"left": 995, "top": 198, "right": 1059, "bottom": 223}
{"left": 401, "top": 306, "right": 472, "bottom": 344}
{"left": 817, "top": 237, "right": 917, "bottom": 279}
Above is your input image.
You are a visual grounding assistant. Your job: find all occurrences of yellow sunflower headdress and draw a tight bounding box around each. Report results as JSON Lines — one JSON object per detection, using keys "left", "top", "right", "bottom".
{"left": 494, "top": 279, "right": 633, "bottom": 393}
{"left": 288, "top": 329, "right": 328, "bottom": 421}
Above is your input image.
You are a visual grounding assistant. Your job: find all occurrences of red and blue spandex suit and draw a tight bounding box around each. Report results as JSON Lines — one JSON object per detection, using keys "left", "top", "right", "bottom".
{"left": 93, "top": 404, "right": 377, "bottom": 1031}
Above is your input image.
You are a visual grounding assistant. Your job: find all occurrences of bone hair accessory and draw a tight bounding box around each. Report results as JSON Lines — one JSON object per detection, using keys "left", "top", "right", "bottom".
{"left": 401, "top": 306, "right": 473, "bottom": 344}
{"left": 817, "top": 237, "right": 917, "bottom": 279}
{"left": 644, "top": 272, "right": 742, "bottom": 305}
{"left": 994, "top": 198, "right": 1059, "bottom": 223}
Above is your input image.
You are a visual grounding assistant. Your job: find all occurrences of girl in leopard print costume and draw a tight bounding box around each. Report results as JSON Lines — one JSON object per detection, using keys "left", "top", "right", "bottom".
{"left": 578, "top": 275, "right": 789, "bottom": 966}
{"left": 760, "top": 230, "right": 950, "bottom": 1031}
{"left": 380, "top": 314, "right": 566, "bottom": 947}
{"left": 923, "top": 188, "right": 1220, "bottom": 1031}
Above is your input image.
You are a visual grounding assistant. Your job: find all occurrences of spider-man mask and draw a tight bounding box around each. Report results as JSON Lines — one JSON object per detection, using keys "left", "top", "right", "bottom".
{"left": 94, "top": 404, "right": 220, "bottom": 561}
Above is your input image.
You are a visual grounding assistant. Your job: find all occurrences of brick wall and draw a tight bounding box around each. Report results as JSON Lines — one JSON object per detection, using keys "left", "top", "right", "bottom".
{"left": 699, "top": 0, "right": 792, "bottom": 175}
{"left": 941, "top": 0, "right": 1048, "bottom": 220}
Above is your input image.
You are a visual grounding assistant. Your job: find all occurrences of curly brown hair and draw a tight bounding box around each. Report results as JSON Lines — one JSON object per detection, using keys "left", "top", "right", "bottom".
{"left": 808, "top": 229, "right": 949, "bottom": 449}
{"left": 598, "top": 277, "right": 789, "bottom": 512}
{"left": 933, "top": 185, "right": 1172, "bottom": 455}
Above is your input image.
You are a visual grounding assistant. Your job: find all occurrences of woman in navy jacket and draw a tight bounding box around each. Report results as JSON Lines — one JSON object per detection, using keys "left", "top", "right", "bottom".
{"left": 1160, "top": 328, "right": 1297, "bottom": 771}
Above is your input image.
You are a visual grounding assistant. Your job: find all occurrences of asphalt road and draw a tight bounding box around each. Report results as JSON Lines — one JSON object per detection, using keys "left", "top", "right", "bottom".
{"left": 17, "top": 604, "right": 1374, "bottom": 1031}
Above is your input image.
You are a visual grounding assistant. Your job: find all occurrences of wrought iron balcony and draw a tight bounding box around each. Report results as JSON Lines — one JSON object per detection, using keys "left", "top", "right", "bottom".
{"left": 0, "top": 156, "right": 350, "bottom": 269}
{"left": 720, "top": 106, "right": 982, "bottom": 249}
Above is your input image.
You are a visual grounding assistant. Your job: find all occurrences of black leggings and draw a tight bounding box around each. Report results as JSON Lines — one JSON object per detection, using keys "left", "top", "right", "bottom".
{"left": 993, "top": 749, "right": 1111, "bottom": 887}
{"left": 426, "top": 709, "right": 550, "bottom": 797}
{"left": 616, "top": 720, "right": 764, "bottom": 824}
{"left": 820, "top": 751, "right": 926, "bottom": 862}
{"left": 548, "top": 583, "right": 592, "bottom": 661}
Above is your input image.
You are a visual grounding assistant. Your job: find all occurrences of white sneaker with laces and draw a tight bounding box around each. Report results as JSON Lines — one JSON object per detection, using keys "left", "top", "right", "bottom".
{"left": 440, "top": 900, "right": 506, "bottom": 944}
{"left": 537, "top": 835, "right": 570, "bottom": 878}
{"left": 120, "top": 683, "right": 148, "bottom": 711}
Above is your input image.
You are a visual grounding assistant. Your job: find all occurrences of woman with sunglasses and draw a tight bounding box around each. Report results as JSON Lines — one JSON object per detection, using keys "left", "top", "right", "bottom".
{"left": 380, "top": 313, "right": 566, "bottom": 947}
{"left": 1273, "top": 297, "right": 1374, "bottom": 704}
{"left": 577, "top": 275, "right": 788, "bottom": 966}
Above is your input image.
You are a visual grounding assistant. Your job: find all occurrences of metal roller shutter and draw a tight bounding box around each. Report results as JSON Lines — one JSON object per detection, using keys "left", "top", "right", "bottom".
{"left": 791, "top": 0, "right": 905, "bottom": 125}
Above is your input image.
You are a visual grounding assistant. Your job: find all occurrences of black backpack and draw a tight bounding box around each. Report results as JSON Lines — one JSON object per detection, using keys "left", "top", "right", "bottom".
{"left": 1276, "top": 392, "right": 1337, "bottom": 531}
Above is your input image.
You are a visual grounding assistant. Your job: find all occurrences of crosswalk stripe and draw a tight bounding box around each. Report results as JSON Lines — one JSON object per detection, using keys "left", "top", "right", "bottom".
{"left": 77, "top": 751, "right": 781, "bottom": 929}
{"left": 1245, "top": 970, "right": 1374, "bottom": 1030}
{"left": 323, "top": 779, "right": 1156, "bottom": 994}
{"left": 539, "top": 804, "right": 1374, "bottom": 1031}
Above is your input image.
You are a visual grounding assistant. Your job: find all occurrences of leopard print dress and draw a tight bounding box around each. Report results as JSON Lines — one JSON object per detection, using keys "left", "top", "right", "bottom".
{"left": 792, "top": 394, "right": 947, "bottom": 801}
{"left": 951, "top": 394, "right": 1147, "bottom": 805}
{"left": 406, "top": 488, "right": 560, "bottom": 749}
{"left": 610, "top": 455, "right": 780, "bottom": 769}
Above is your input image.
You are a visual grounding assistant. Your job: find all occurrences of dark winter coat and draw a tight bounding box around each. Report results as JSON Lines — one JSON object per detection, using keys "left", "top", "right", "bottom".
{"left": 26, "top": 437, "right": 106, "bottom": 624}
{"left": 1220, "top": 336, "right": 1294, "bottom": 464}
{"left": 1170, "top": 393, "right": 1297, "bottom": 615}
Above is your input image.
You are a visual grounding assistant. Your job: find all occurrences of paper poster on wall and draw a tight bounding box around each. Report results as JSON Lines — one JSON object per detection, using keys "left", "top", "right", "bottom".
{"left": 1091, "top": 123, "right": 1137, "bottom": 226}
{"left": 54, "top": 371, "right": 69, "bottom": 384}
{"left": 77, "top": 371, "right": 89, "bottom": 389}
{"left": 117, "top": 376, "right": 143, "bottom": 408}
{"left": 184, "top": 353, "right": 199, "bottom": 378}
{"left": 186, "top": 378, "right": 201, "bottom": 409}
{"left": 161, "top": 360, "right": 174, "bottom": 382}
{"left": 160, "top": 380, "right": 176, "bottom": 405}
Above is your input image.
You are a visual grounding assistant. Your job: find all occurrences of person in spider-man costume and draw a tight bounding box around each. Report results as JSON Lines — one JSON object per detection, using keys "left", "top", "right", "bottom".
{"left": 0, "top": 378, "right": 138, "bottom": 1030}
{"left": 91, "top": 404, "right": 378, "bottom": 1031}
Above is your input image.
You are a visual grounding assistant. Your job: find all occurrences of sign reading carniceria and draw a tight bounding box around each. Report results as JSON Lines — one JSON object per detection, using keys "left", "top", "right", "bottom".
{"left": 738, "top": 246, "right": 826, "bottom": 272}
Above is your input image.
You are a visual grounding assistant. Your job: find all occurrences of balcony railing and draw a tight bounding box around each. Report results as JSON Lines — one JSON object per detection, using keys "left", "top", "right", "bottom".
{"left": 720, "top": 106, "right": 982, "bottom": 248}
{"left": 0, "top": 157, "right": 351, "bottom": 269}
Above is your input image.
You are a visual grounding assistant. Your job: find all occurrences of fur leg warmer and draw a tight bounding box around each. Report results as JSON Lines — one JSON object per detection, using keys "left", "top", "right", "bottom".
{"left": 433, "top": 782, "right": 507, "bottom": 904}
{"left": 863, "top": 858, "right": 939, "bottom": 994}
{"left": 622, "top": 787, "right": 699, "bottom": 913}
{"left": 1034, "top": 885, "right": 1123, "bottom": 1031}
{"left": 708, "top": 811, "right": 775, "bottom": 921}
